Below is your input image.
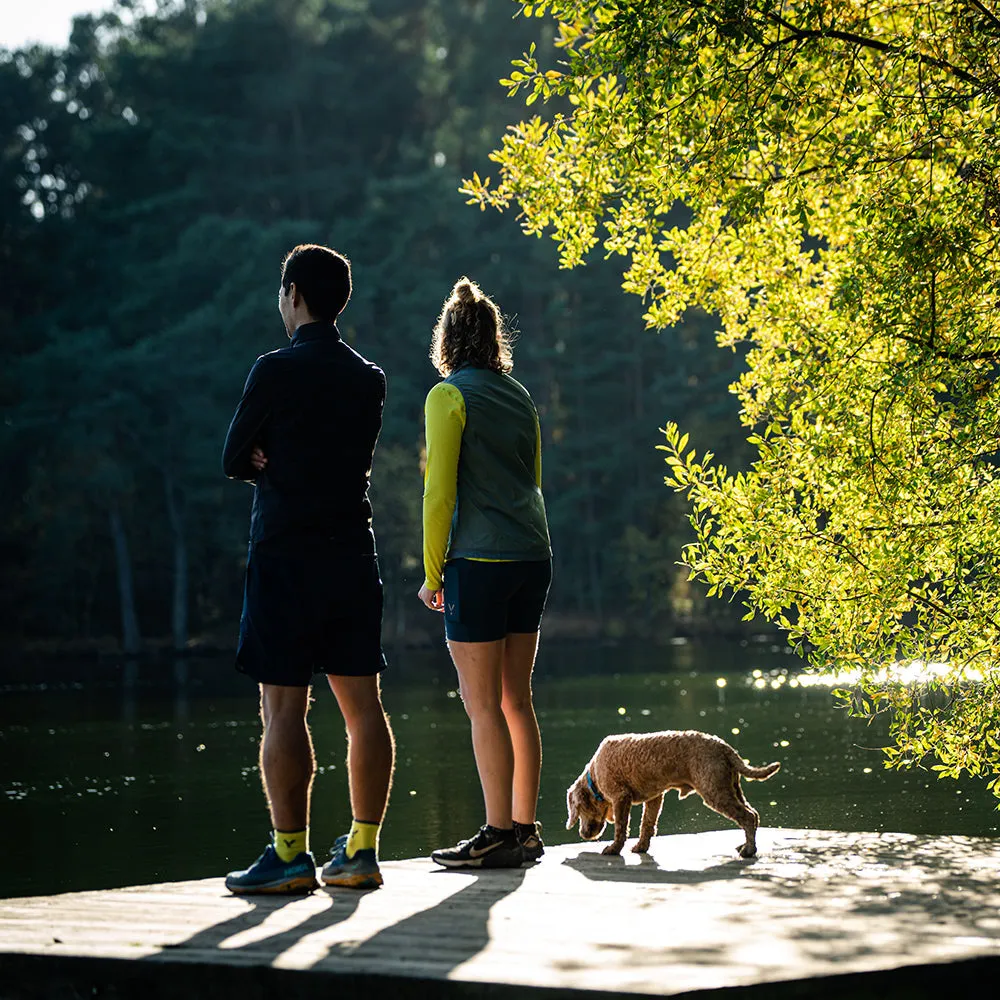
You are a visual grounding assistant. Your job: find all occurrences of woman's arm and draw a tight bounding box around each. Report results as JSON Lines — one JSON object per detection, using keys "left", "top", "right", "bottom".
{"left": 421, "top": 382, "right": 466, "bottom": 591}
{"left": 534, "top": 410, "right": 543, "bottom": 489}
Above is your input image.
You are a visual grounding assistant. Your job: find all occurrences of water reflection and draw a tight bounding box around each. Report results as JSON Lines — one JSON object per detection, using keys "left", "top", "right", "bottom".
{"left": 1, "top": 641, "right": 997, "bottom": 900}
{"left": 173, "top": 658, "right": 190, "bottom": 728}
{"left": 122, "top": 660, "right": 139, "bottom": 727}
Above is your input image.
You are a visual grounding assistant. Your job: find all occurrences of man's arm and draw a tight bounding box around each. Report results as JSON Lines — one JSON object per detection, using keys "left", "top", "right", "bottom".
{"left": 222, "top": 357, "right": 271, "bottom": 483}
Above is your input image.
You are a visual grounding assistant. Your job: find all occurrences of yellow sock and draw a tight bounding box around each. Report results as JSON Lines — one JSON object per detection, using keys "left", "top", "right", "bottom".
{"left": 274, "top": 828, "right": 308, "bottom": 862}
{"left": 346, "top": 819, "right": 379, "bottom": 859}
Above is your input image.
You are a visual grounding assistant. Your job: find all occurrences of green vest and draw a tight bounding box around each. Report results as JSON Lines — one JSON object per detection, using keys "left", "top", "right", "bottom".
{"left": 445, "top": 366, "right": 551, "bottom": 562}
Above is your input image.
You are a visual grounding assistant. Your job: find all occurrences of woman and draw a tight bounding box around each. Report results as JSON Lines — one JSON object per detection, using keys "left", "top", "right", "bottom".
{"left": 418, "top": 277, "right": 552, "bottom": 868}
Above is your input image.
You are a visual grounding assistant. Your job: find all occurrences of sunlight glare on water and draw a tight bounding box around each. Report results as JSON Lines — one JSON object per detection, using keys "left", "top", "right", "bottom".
{"left": 795, "top": 659, "right": 988, "bottom": 687}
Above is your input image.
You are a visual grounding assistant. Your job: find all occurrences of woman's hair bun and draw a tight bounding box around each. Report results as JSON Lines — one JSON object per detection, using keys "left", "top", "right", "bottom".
{"left": 431, "top": 276, "right": 513, "bottom": 376}
{"left": 453, "top": 278, "right": 478, "bottom": 305}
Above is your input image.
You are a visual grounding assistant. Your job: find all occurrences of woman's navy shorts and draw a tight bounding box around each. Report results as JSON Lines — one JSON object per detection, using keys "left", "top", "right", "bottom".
{"left": 443, "top": 558, "right": 552, "bottom": 643}
{"left": 236, "top": 538, "right": 386, "bottom": 686}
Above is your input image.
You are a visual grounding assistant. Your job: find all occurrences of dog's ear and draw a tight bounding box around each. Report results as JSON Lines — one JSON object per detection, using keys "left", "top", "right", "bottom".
{"left": 566, "top": 789, "right": 579, "bottom": 830}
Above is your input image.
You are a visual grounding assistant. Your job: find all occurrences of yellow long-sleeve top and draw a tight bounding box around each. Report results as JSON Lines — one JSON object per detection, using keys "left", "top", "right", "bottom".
{"left": 422, "top": 381, "right": 543, "bottom": 591}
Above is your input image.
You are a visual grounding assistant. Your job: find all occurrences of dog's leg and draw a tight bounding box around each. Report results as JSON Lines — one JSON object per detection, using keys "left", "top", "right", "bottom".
{"left": 732, "top": 774, "right": 761, "bottom": 857}
{"left": 701, "top": 778, "right": 760, "bottom": 858}
{"left": 737, "top": 802, "right": 761, "bottom": 858}
{"left": 602, "top": 797, "right": 632, "bottom": 855}
{"left": 633, "top": 793, "right": 664, "bottom": 854}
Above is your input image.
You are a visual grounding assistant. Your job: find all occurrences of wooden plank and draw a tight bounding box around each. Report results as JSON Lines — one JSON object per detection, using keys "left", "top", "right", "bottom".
{"left": 2, "top": 829, "right": 1000, "bottom": 998}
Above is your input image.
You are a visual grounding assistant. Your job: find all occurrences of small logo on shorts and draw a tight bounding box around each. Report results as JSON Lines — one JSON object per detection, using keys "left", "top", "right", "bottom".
{"left": 447, "top": 603, "right": 456, "bottom": 614}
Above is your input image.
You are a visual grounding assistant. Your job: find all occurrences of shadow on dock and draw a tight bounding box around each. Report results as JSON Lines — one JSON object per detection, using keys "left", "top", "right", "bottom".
{"left": 315, "top": 867, "right": 528, "bottom": 972}
{"left": 564, "top": 849, "right": 759, "bottom": 884}
{"left": 152, "top": 888, "right": 362, "bottom": 963}
{"left": 141, "top": 865, "right": 530, "bottom": 981}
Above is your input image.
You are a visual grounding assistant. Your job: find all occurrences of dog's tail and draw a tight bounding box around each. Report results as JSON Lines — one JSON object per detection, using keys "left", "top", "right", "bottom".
{"left": 735, "top": 759, "right": 781, "bottom": 780}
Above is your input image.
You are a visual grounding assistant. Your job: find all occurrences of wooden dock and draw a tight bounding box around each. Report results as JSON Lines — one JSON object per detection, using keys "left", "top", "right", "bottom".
{"left": 2, "top": 828, "right": 1000, "bottom": 999}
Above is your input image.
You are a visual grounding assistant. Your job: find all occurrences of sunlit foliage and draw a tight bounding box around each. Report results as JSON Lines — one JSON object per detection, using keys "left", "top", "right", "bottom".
{"left": 468, "top": 1, "right": 1000, "bottom": 799}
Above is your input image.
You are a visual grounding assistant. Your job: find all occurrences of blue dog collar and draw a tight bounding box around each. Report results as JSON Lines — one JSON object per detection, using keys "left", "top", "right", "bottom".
{"left": 586, "top": 770, "right": 605, "bottom": 802}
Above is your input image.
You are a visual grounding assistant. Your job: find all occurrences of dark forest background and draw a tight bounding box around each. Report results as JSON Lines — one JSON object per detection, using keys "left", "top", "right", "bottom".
{"left": 0, "top": 0, "right": 756, "bottom": 654}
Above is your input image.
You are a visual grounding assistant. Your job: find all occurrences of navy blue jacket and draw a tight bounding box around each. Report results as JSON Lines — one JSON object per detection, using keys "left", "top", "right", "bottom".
{"left": 222, "top": 321, "right": 385, "bottom": 553}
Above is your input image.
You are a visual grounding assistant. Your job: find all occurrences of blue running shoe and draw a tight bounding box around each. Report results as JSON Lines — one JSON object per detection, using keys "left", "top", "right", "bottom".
{"left": 225, "top": 844, "right": 317, "bottom": 895}
{"left": 321, "top": 835, "right": 383, "bottom": 889}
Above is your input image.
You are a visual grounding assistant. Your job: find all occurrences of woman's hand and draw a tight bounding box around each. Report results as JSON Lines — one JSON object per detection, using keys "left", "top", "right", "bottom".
{"left": 418, "top": 584, "right": 444, "bottom": 612}
{"left": 250, "top": 445, "right": 268, "bottom": 472}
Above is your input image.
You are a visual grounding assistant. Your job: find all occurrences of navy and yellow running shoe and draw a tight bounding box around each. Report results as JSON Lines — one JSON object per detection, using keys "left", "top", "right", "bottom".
{"left": 225, "top": 844, "right": 317, "bottom": 895}
{"left": 321, "top": 833, "right": 383, "bottom": 889}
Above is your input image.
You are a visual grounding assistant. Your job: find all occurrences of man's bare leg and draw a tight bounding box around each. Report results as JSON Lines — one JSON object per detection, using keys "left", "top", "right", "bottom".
{"left": 327, "top": 673, "right": 395, "bottom": 824}
{"left": 259, "top": 683, "right": 314, "bottom": 831}
{"left": 225, "top": 683, "right": 317, "bottom": 894}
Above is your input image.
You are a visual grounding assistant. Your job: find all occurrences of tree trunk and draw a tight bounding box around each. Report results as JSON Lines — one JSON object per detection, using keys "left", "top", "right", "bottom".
{"left": 108, "top": 501, "right": 141, "bottom": 654}
{"left": 584, "top": 483, "right": 604, "bottom": 625}
{"left": 569, "top": 294, "right": 605, "bottom": 626}
{"left": 575, "top": 408, "right": 605, "bottom": 624}
{"left": 394, "top": 570, "right": 406, "bottom": 644}
{"left": 291, "top": 105, "right": 311, "bottom": 218}
{"left": 163, "top": 471, "right": 188, "bottom": 652}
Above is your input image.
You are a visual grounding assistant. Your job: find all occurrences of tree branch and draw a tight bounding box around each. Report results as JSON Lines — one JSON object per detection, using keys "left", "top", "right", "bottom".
{"left": 761, "top": 11, "right": 991, "bottom": 93}
{"left": 964, "top": 0, "right": 1000, "bottom": 34}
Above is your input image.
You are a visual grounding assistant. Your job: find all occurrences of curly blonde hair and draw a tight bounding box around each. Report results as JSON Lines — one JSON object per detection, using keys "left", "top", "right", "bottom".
{"left": 430, "top": 277, "right": 513, "bottom": 376}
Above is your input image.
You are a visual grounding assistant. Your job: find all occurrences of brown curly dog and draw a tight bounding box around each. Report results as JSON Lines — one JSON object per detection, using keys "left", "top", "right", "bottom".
{"left": 566, "top": 730, "right": 781, "bottom": 858}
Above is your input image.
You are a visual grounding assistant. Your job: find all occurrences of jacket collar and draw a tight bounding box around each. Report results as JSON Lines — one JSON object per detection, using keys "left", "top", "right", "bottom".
{"left": 290, "top": 320, "right": 341, "bottom": 346}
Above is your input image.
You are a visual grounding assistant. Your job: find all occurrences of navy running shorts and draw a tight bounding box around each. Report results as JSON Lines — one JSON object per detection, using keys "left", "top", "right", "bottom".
{"left": 442, "top": 558, "right": 552, "bottom": 643}
{"left": 236, "top": 538, "right": 386, "bottom": 686}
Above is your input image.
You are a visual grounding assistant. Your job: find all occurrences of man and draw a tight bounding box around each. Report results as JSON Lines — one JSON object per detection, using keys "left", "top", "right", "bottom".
{"left": 222, "top": 244, "right": 394, "bottom": 893}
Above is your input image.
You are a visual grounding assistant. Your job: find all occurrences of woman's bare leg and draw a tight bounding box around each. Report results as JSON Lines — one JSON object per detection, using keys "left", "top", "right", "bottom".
{"left": 448, "top": 638, "right": 513, "bottom": 829}
{"left": 501, "top": 631, "right": 542, "bottom": 825}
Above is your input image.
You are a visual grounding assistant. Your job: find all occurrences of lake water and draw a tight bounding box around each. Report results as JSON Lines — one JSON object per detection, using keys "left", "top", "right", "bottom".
{"left": 2, "top": 639, "right": 997, "bottom": 899}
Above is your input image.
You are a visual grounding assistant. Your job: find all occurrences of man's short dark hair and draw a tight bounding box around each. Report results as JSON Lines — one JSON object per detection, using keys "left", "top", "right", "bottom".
{"left": 281, "top": 244, "right": 352, "bottom": 321}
